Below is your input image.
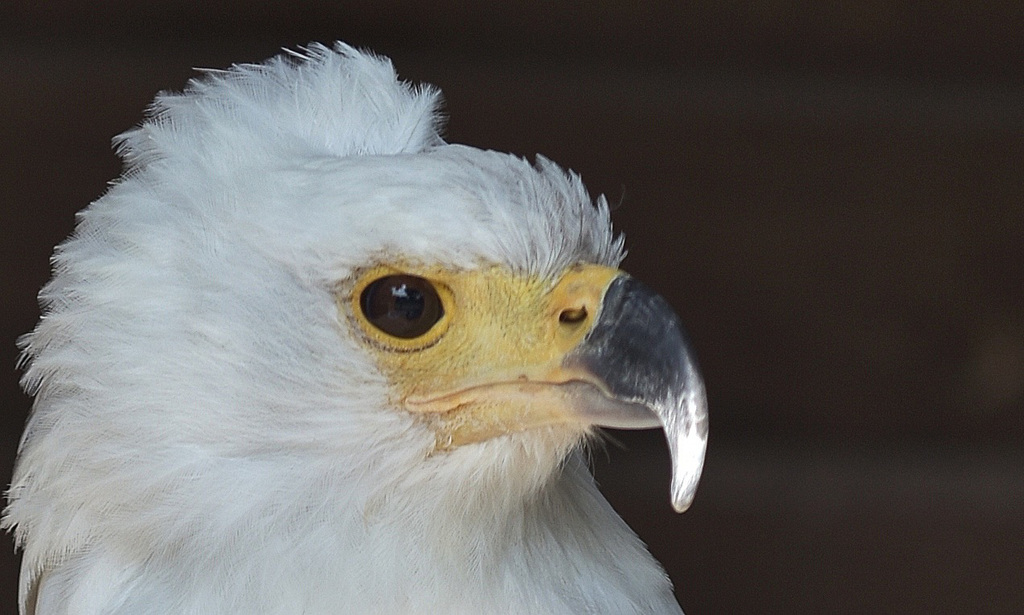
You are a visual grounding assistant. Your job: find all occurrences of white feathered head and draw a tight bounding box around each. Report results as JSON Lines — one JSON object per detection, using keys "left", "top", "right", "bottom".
{"left": 5, "top": 43, "right": 706, "bottom": 614}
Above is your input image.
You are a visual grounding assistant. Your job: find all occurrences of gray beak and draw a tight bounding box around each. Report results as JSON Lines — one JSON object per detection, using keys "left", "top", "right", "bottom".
{"left": 565, "top": 275, "right": 709, "bottom": 512}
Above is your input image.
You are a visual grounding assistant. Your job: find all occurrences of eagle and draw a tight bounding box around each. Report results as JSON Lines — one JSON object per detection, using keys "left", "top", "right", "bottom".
{"left": 5, "top": 43, "right": 708, "bottom": 614}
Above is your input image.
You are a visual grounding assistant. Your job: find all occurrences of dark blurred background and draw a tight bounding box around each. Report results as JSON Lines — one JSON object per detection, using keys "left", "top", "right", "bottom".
{"left": 2, "top": 2, "right": 1022, "bottom": 613}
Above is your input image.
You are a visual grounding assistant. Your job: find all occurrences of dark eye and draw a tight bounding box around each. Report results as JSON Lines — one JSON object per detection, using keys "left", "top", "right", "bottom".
{"left": 360, "top": 275, "right": 444, "bottom": 339}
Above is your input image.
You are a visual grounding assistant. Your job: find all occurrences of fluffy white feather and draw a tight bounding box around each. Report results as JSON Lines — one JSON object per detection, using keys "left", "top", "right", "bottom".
{"left": 5, "top": 43, "right": 682, "bottom": 614}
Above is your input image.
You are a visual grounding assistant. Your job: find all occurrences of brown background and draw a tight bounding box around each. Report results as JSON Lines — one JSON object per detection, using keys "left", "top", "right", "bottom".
{"left": 2, "top": 2, "right": 1022, "bottom": 613}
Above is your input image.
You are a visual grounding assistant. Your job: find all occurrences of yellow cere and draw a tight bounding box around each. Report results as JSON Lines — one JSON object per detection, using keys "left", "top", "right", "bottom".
{"left": 339, "top": 263, "right": 622, "bottom": 449}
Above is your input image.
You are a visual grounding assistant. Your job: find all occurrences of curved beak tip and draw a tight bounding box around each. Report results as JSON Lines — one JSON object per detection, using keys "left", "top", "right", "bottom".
{"left": 672, "top": 493, "right": 697, "bottom": 514}
{"left": 668, "top": 440, "right": 707, "bottom": 513}
{"left": 661, "top": 386, "right": 709, "bottom": 514}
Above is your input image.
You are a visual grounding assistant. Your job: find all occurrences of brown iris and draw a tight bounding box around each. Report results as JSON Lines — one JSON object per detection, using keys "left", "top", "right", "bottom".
{"left": 360, "top": 275, "right": 444, "bottom": 339}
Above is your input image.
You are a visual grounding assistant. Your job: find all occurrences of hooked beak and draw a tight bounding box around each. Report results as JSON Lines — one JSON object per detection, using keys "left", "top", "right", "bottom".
{"left": 565, "top": 275, "right": 709, "bottom": 512}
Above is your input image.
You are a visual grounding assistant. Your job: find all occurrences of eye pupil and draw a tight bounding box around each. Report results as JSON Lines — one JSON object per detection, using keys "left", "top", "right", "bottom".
{"left": 360, "top": 275, "right": 444, "bottom": 339}
{"left": 390, "top": 283, "right": 424, "bottom": 320}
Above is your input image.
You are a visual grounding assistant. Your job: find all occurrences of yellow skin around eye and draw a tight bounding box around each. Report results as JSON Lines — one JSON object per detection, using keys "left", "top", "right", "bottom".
{"left": 341, "top": 263, "right": 621, "bottom": 449}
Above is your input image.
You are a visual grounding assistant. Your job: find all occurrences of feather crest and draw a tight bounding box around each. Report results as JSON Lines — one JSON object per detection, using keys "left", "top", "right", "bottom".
{"left": 115, "top": 42, "right": 444, "bottom": 173}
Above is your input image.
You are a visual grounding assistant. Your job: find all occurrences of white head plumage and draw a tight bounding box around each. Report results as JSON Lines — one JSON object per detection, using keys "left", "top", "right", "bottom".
{"left": 6, "top": 43, "right": 703, "bottom": 615}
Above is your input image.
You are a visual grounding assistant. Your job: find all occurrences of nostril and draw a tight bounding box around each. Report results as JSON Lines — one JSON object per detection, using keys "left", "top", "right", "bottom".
{"left": 559, "top": 306, "right": 588, "bottom": 324}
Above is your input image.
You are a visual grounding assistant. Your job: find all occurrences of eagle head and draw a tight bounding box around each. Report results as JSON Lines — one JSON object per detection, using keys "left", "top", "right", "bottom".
{"left": 6, "top": 43, "right": 707, "bottom": 614}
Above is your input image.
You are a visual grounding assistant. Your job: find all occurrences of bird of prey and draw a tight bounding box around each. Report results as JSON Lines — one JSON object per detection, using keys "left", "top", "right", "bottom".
{"left": 5, "top": 43, "right": 708, "bottom": 614}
